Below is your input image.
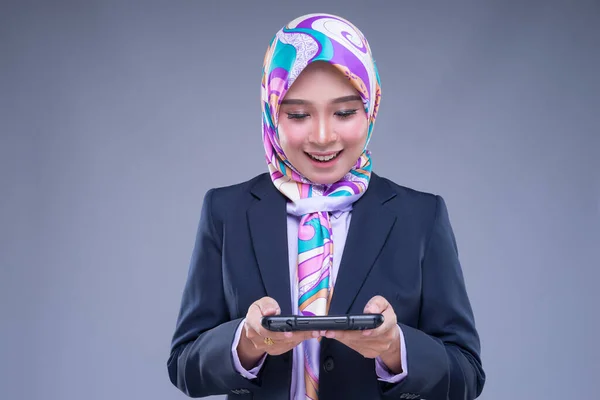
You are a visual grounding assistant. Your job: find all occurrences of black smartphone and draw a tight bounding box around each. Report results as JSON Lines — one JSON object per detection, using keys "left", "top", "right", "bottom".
{"left": 261, "top": 314, "right": 384, "bottom": 332}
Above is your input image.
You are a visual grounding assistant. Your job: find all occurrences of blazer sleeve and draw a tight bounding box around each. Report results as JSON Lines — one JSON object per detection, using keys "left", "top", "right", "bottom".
{"left": 167, "top": 189, "right": 261, "bottom": 398}
{"left": 381, "top": 195, "right": 486, "bottom": 399}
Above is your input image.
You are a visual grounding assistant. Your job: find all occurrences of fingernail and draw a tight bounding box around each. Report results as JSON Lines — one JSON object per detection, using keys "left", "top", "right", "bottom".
{"left": 284, "top": 332, "right": 292, "bottom": 338}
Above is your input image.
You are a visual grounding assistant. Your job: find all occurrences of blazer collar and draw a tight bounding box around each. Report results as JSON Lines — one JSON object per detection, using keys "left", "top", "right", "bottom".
{"left": 328, "top": 173, "right": 397, "bottom": 315}
{"left": 247, "top": 175, "right": 293, "bottom": 314}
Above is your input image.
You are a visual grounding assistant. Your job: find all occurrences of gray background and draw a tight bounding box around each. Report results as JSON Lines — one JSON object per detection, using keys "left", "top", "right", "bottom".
{"left": 1, "top": 1, "right": 599, "bottom": 399}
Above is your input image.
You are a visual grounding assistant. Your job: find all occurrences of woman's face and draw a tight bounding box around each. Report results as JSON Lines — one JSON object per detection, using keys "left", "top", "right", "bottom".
{"left": 277, "top": 61, "right": 369, "bottom": 185}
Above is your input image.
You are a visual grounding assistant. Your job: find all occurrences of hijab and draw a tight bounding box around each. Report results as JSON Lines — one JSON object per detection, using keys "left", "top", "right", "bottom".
{"left": 262, "top": 13, "right": 381, "bottom": 202}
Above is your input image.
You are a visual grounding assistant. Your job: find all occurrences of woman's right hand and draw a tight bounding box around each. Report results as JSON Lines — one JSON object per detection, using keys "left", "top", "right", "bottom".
{"left": 237, "top": 296, "right": 318, "bottom": 369}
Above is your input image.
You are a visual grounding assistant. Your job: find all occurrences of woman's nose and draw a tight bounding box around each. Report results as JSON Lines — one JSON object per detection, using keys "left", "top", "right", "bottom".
{"left": 310, "top": 117, "right": 337, "bottom": 145}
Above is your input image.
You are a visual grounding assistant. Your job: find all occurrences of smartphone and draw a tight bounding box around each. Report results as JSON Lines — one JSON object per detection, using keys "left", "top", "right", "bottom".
{"left": 261, "top": 314, "right": 384, "bottom": 332}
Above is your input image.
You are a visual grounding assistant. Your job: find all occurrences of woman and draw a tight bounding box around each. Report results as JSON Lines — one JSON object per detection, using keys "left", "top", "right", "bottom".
{"left": 167, "top": 13, "right": 485, "bottom": 400}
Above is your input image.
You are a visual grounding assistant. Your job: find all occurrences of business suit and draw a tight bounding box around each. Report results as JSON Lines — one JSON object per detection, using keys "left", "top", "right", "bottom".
{"left": 167, "top": 172, "right": 485, "bottom": 399}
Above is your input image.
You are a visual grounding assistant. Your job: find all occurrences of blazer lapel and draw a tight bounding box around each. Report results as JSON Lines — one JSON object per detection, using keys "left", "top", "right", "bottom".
{"left": 247, "top": 175, "right": 293, "bottom": 315}
{"left": 328, "top": 174, "right": 397, "bottom": 315}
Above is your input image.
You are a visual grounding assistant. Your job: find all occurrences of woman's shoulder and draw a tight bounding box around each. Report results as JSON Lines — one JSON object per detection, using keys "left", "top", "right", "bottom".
{"left": 208, "top": 172, "right": 270, "bottom": 196}
{"left": 200, "top": 172, "right": 273, "bottom": 213}
{"left": 371, "top": 172, "right": 447, "bottom": 218}
{"left": 372, "top": 172, "right": 439, "bottom": 202}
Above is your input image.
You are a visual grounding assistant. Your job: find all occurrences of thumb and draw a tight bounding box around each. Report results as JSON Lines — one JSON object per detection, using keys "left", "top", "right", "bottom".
{"left": 256, "top": 297, "right": 281, "bottom": 316}
{"left": 364, "top": 296, "right": 388, "bottom": 314}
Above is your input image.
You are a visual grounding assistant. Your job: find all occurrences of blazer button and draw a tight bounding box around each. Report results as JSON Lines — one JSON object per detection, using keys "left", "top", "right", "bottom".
{"left": 323, "top": 356, "right": 335, "bottom": 372}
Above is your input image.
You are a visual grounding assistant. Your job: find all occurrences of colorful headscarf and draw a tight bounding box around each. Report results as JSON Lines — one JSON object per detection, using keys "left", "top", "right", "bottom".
{"left": 261, "top": 13, "right": 381, "bottom": 201}
{"left": 260, "top": 13, "right": 381, "bottom": 399}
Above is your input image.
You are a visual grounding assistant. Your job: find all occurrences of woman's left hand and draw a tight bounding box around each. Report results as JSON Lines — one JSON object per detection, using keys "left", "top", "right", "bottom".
{"left": 322, "top": 295, "right": 402, "bottom": 373}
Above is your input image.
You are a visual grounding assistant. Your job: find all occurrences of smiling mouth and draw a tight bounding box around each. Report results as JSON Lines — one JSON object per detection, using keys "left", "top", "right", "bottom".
{"left": 306, "top": 151, "right": 342, "bottom": 162}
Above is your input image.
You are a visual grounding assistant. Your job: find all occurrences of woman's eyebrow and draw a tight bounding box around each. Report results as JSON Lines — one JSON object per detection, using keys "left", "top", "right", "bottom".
{"left": 281, "top": 95, "right": 362, "bottom": 105}
{"left": 331, "top": 95, "right": 362, "bottom": 104}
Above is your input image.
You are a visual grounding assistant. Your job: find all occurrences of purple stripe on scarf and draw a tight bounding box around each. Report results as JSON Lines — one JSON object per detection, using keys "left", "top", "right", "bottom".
{"left": 329, "top": 40, "right": 371, "bottom": 97}
{"left": 324, "top": 180, "right": 361, "bottom": 196}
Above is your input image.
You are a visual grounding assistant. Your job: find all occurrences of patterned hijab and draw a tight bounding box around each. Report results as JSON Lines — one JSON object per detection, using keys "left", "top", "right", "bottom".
{"left": 261, "top": 13, "right": 381, "bottom": 202}
{"left": 260, "top": 13, "right": 381, "bottom": 399}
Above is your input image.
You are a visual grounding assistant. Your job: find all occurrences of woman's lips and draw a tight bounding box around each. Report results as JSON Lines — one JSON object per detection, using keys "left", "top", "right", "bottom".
{"left": 305, "top": 150, "right": 343, "bottom": 166}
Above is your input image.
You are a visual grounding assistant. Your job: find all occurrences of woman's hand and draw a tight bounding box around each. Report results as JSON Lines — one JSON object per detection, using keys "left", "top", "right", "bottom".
{"left": 322, "top": 295, "right": 403, "bottom": 374}
{"left": 237, "top": 296, "right": 319, "bottom": 369}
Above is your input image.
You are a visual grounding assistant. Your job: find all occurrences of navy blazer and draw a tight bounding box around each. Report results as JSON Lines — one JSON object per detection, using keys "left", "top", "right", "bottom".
{"left": 167, "top": 172, "right": 485, "bottom": 399}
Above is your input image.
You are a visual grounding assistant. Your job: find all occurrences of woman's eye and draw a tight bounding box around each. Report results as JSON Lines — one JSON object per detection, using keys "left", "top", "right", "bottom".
{"left": 287, "top": 113, "right": 309, "bottom": 120}
{"left": 336, "top": 109, "right": 358, "bottom": 119}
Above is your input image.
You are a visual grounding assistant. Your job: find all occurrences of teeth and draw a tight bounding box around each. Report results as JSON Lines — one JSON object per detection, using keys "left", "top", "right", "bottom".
{"left": 309, "top": 152, "right": 339, "bottom": 162}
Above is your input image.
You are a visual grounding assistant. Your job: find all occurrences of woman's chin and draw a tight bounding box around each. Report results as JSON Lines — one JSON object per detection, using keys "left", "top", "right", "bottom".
{"left": 304, "top": 170, "right": 347, "bottom": 185}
